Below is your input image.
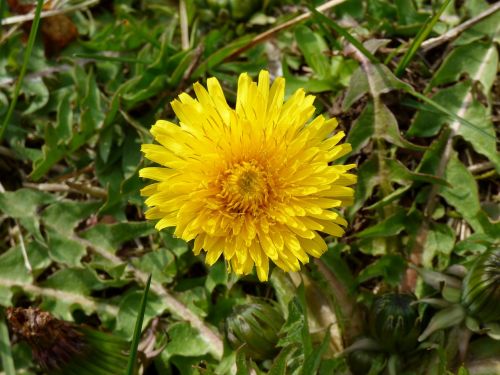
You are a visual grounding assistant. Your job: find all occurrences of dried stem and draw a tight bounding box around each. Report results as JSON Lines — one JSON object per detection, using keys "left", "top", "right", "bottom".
{"left": 227, "top": 0, "right": 346, "bottom": 60}
{"left": 179, "top": 0, "right": 189, "bottom": 50}
{"left": 1, "top": 0, "right": 100, "bottom": 26}
{"left": 421, "top": 2, "right": 500, "bottom": 51}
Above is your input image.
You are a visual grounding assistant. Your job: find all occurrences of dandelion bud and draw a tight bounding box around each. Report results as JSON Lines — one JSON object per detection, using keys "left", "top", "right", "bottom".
{"left": 225, "top": 299, "right": 284, "bottom": 360}
{"left": 461, "top": 248, "right": 500, "bottom": 323}
{"left": 370, "top": 293, "right": 422, "bottom": 353}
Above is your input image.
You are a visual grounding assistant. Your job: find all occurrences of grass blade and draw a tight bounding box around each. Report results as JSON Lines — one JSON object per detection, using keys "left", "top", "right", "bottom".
{"left": 125, "top": 274, "right": 152, "bottom": 375}
{"left": 307, "top": 5, "right": 378, "bottom": 64}
{"left": 395, "top": 0, "right": 452, "bottom": 76}
{"left": 0, "top": 310, "right": 15, "bottom": 375}
{"left": 0, "top": 0, "right": 44, "bottom": 141}
{"left": 72, "top": 53, "right": 151, "bottom": 65}
{"left": 0, "top": 0, "right": 5, "bottom": 39}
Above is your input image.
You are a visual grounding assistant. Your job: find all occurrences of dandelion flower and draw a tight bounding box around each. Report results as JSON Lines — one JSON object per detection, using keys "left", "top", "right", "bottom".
{"left": 140, "top": 71, "right": 356, "bottom": 281}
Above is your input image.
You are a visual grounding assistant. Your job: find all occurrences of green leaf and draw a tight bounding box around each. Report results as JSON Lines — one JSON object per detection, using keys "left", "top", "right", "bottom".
{"left": 302, "top": 328, "right": 330, "bottom": 375}
{"left": 268, "top": 346, "right": 295, "bottom": 375}
{"left": 116, "top": 288, "right": 164, "bottom": 341}
{"left": 0, "top": 241, "right": 50, "bottom": 284}
{"left": 80, "top": 221, "right": 155, "bottom": 254}
{"left": 440, "top": 154, "right": 494, "bottom": 233}
{"left": 55, "top": 91, "right": 73, "bottom": 144}
{"left": 346, "top": 102, "right": 374, "bottom": 154}
{"left": 74, "top": 66, "right": 105, "bottom": 136}
{"left": 356, "top": 209, "right": 407, "bottom": 238}
{"left": 343, "top": 64, "right": 422, "bottom": 150}
{"left": 41, "top": 267, "right": 105, "bottom": 295}
{"left": 430, "top": 42, "right": 498, "bottom": 92}
{"left": 344, "top": 64, "right": 411, "bottom": 110}
{"left": 454, "top": 8, "right": 500, "bottom": 45}
{"left": 162, "top": 322, "right": 211, "bottom": 359}
{"left": 418, "top": 304, "right": 465, "bottom": 341}
{"left": 348, "top": 155, "right": 379, "bottom": 216}
{"left": 42, "top": 200, "right": 101, "bottom": 235}
{"left": 385, "top": 159, "right": 449, "bottom": 186}
{"left": 373, "top": 99, "right": 424, "bottom": 150}
{"left": 21, "top": 77, "right": 49, "bottom": 115}
{"left": 277, "top": 298, "right": 306, "bottom": 348}
{"left": 0, "top": 188, "right": 54, "bottom": 218}
{"left": 205, "top": 261, "right": 228, "bottom": 293}
{"left": 132, "top": 248, "right": 177, "bottom": 284}
{"left": 409, "top": 82, "right": 499, "bottom": 171}
{"left": 236, "top": 349, "right": 249, "bottom": 375}
{"left": 125, "top": 274, "right": 151, "bottom": 375}
{"left": 422, "top": 222, "right": 455, "bottom": 270}
{"left": 357, "top": 254, "right": 406, "bottom": 285}
{"left": 45, "top": 228, "right": 87, "bottom": 266}
{"left": 294, "top": 25, "right": 330, "bottom": 79}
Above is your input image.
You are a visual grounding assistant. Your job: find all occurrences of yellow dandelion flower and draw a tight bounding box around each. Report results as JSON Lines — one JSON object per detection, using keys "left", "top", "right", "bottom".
{"left": 140, "top": 70, "right": 356, "bottom": 281}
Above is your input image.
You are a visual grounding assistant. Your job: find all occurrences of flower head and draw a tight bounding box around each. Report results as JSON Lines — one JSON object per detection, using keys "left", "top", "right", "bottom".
{"left": 140, "top": 71, "right": 356, "bottom": 281}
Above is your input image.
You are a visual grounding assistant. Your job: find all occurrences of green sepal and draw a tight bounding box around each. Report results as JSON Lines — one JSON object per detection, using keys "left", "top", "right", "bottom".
{"left": 418, "top": 304, "right": 466, "bottom": 342}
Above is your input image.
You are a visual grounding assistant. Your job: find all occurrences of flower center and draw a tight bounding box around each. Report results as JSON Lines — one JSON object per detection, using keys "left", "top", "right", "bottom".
{"left": 219, "top": 160, "right": 270, "bottom": 215}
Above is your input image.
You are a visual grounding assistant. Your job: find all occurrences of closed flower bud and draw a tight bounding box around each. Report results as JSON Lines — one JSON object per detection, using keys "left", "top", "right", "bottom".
{"left": 225, "top": 299, "right": 284, "bottom": 360}
{"left": 370, "top": 293, "right": 422, "bottom": 353}
{"left": 461, "top": 248, "right": 500, "bottom": 323}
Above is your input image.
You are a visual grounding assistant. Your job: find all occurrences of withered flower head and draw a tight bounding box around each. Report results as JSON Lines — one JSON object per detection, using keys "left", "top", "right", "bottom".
{"left": 7, "top": 307, "right": 129, "bottom": 375}
{"left": 7, "top": 307, "right": 87, "bottom": 371}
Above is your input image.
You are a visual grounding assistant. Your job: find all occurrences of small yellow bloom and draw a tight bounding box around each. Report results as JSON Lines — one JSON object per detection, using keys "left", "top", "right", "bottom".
{"left": 140, "top": 71, "right": 356, "bottom": 281}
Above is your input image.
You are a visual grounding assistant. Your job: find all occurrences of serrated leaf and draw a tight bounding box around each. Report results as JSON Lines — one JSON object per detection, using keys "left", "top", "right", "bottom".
{"left": 374, "top": 100, "right": 424, "bottom": 150}
{"left": 0, "top": 241, "right": 50, "bottom": 284}
{"left": 277, "top": 298, "right": 306, "bottom": 349}
{"left": 45, "top": 228, "right": 87, "bottom": 266}
{"left": 0, "top": 188, "right": 54, "bottom": 218}
{"left": 409, "top": 82, "right": 500, "bottom": 171}
{"left": 302, "top": 328, "right": 330, "bottom": 375}
{"left": 42, "top": 200, "right": 101, "bottom": 235}
{"left": 440, "top": 153, "right": 495, "bottom": 233}
{"left": 162, "top": 321, "right": 211, "bottom": 359}
{"left": 115, "top": 289, "right": 164, "bottom": 341}
{"left": 344, "top": 64, "right": 422, "bottom": 150}
{"left": 430, "top": 42, "right": 498, "bottom": 92}
{"left": 21, "top": 77, "right": 49, "bottom": 115}
{"left": 132, "top": 248, "right": 176, "bottom": 284}
{"left": 422, "top": 222, "right": 455, "bottom": 270}
{"left": 80, "top": 221, "right": 155, "bottom": 253}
